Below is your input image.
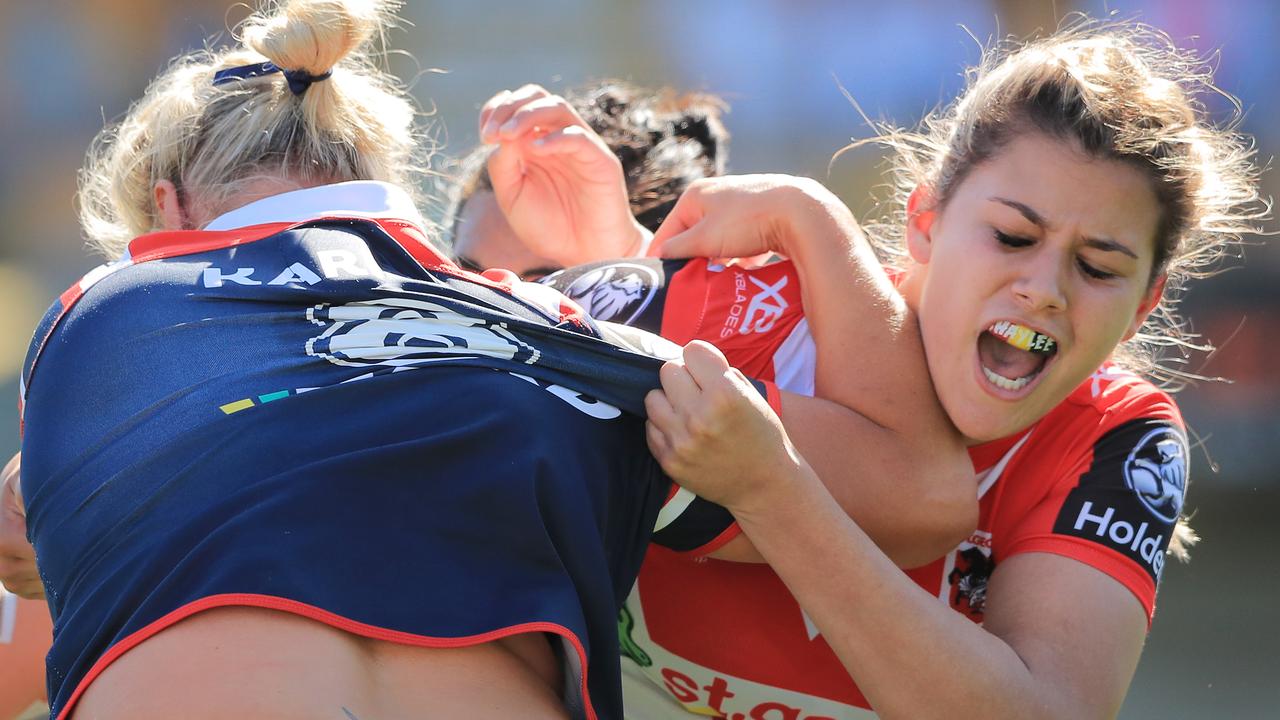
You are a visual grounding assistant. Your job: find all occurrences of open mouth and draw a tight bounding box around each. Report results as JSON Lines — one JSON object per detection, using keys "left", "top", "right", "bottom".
{"left": 977, "top": 320, "right": 1058, "bottom": 393}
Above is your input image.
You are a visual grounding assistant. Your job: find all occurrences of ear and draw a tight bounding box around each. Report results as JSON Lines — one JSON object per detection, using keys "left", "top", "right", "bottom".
{"left": 1124, "top": 273, "right": 1167, "bottom": 341}
{"left": 153, "top": 179, "right": 186, "bottom": 231}
{"left": 905, "top": 184, "right": 937, "bottom": 265}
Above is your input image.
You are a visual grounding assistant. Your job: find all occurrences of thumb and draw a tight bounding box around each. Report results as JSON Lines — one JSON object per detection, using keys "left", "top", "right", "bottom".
{"left": 1, "top": 453, "right": 21, "bottom": 517}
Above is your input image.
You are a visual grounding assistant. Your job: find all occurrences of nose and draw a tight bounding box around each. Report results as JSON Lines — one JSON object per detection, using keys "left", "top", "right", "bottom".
{"left": 1011, "top": 251, "right": 1068, "bottom": 313}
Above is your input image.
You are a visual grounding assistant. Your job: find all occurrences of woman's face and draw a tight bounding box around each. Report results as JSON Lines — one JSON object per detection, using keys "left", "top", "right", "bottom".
{"left": 902, "top": 133, "right": 1165, "bottom": 444}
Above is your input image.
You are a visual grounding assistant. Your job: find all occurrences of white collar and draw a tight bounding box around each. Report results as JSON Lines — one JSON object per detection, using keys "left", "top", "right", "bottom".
{"left": 203, "top": 181, "right": 425, "bottom": 231}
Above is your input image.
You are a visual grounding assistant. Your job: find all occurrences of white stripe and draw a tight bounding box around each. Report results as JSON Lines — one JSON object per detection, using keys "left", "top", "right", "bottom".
{"left": 203, "top": 180, "right": 425, "bottom": 231}
{"left": 976, "top": 430, "right": 1034, "bottom": 499}
{"left": 1, "top": 590, "right": 16, "bottom": 644}
{"left": 771, "top": 318, "right": 816, "bottom": 396}
{"left": 653, "top": 487, "right": 698, "bottom": 532}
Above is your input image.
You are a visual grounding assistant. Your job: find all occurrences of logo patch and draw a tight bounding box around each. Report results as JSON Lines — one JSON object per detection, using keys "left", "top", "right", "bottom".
{"left": 1123, "top": 426, "right": 1187, "bottom": 523}
{"left": 306, "top": 297, "right": 540, "bottom": 369}
{"left": 1052, "top": 418, "right": 1185, "bottom": 583}
{"left": 559, "top": 263, "right": 660, "bottom": 325}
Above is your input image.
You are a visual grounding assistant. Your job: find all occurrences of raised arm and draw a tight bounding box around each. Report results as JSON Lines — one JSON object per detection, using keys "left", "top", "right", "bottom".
{"left": 478, "top": 85, "right": 651, "bottom": 267}
{"left": 653, "top": 175, "right": 975, "bottom": 565}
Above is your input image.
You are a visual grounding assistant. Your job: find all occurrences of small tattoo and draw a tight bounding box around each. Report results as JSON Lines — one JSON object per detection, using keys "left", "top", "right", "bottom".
{"left": 342, "top": 708, "right": 360, "bottom": 720}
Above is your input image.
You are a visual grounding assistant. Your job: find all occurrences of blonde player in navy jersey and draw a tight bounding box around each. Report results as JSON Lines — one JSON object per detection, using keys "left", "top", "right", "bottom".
{"left": 4, "top": 2, "right": 980, "bottom": 719}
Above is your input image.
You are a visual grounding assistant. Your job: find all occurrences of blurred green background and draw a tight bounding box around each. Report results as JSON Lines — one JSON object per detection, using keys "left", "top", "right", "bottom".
{"left": 1, "top": 1, "right": 1275, "bottom": 716}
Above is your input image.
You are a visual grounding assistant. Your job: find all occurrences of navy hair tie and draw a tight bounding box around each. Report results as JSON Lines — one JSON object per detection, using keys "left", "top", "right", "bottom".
{"left": 212, "top": 61, "right": 332, "bottom": 96}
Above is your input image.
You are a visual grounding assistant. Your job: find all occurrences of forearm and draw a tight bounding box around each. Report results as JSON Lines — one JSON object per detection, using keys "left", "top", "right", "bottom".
{"left": 733, "top": 467, "right": 1073, "bottom": 720}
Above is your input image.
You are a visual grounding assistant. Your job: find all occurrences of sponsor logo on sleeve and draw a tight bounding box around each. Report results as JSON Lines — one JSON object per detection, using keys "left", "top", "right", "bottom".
{"left": 1053, "top": 419, "right": 1187, "bottom": 582}
{"left": 720, "top": 272, "right": 791, "bottom": 338}
{"left": 559, "top": 263, "right": 661, "bottom": 325}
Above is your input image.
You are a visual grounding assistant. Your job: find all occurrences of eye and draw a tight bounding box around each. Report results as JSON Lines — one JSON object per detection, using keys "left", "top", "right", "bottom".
{"left": 455, "top": 255, "right": 484, "bottom": 273}
{"left": 1077, "top": 257, "right": 1117, "bottom": 280}
{"left": 994, "top": 229, "right": 1033, "bottom": 248}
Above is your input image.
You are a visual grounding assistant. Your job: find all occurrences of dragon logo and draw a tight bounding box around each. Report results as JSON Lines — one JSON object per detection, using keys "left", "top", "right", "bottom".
{"left": 305, "top": 297, "right": 539, "bottom": 370}
{"left": 948, "top": 546, "right": 995, "bottom": 620}
{"left": 561, "top": 263, "right": 660, "bottom": 325}
{"left": 1124, "top": 426, "right": 1188, "bottom": 523}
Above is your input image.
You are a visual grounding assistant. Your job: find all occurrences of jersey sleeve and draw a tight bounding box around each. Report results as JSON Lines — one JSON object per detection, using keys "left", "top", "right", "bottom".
{"left": 544, "top": 257, "right": 808, "bottom": 391}
{"left": 998, "top": 390, "right": 1187, "bottom": 622}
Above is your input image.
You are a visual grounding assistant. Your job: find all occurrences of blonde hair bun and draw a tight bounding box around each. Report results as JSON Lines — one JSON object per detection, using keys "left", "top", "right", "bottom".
{"left": 242, "top": 0, "right": 392, "bottom": 76}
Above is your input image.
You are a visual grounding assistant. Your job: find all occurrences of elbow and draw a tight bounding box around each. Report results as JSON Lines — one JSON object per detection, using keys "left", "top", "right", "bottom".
{"left": 886, "top": 451, "right": 979, "bottom": 569}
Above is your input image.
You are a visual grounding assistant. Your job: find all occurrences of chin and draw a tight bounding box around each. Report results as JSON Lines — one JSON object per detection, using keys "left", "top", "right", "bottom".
{"left": 946, "top": 397, "right": 1038, "bottom": 445}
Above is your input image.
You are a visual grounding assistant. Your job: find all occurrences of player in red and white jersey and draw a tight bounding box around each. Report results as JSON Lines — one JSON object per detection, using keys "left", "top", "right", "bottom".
{"left": 638, "top": 22, "right": 1262, "bottom": 720}
{"left": 550, "top": 255, "right": 1188, "bottom": 718}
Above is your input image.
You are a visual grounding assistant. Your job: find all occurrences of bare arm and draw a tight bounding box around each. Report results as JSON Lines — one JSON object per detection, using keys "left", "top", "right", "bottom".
{"left": 654, "top": 176, "right": 975, "bottom": 565}
{"left": 648, "top": 344, "right": 1147, "bottom": 718}
{"left": 736, "top": 464, "right": 1146, "bottom": 718}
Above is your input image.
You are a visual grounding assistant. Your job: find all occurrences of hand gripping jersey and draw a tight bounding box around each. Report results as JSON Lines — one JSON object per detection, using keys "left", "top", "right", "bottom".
{"left": 545, "top": 258, "right": 1189, "bottom": 720}
{"left": 0, "top": 588, "right": 51, "bottom": 720}
{"left": 18, "top": 211, "right": 745, "bottom": 720}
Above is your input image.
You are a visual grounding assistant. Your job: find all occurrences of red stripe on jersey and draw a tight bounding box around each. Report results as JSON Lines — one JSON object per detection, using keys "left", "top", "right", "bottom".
{"left": 127, "top": 222, "right": 296, "bottom": 263}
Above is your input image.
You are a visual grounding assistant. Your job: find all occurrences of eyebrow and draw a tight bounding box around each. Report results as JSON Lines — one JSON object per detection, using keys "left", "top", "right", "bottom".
{"left": 989, "top": 197, "right": 1138, "bottom": 259}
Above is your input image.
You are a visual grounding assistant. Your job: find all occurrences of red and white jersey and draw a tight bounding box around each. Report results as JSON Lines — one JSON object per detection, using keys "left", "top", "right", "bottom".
{"left": 546, "top": 259, "right": 1188, "bottom": 719}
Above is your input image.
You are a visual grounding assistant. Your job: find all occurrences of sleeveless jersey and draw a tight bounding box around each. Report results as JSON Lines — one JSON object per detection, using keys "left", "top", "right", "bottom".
{"left": 19, "top": 217, "right": 741, "bottom": 720}
{"left": 545, "top": 258, "right": 1188, "bottom": 719}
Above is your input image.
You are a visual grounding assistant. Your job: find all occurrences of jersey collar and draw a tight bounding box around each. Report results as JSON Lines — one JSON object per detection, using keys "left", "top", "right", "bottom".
{"left": 203, "top": 181, "right": 425, "bottom": 231}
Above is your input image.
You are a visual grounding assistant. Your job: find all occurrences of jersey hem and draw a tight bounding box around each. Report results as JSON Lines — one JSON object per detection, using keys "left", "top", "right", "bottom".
{"left": 56, "top": 593, "right": 596, "bottom": 720}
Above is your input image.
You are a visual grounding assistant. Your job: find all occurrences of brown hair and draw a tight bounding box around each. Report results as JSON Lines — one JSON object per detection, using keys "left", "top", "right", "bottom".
{"left": 79, "top": 0, "right": 432, "bottom": 257}
{"left": 857, "top": 18, "right": 1267, "bottom": 386}
{"left": 443, "top": 79, "right": 730, "bottom": 242}
{"left": 853, "top": 18, "right": 1269, "bottom": 559}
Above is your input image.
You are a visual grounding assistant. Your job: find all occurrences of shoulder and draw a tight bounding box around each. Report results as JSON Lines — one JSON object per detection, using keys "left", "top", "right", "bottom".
{"left": 991, "top": 365, "right": 1189, "bottom": 616}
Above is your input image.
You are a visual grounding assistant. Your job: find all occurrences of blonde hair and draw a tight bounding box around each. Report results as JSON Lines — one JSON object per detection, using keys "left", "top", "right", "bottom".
{"left": 79, "top": 0, "right": 431, "bottom": 257}
{"left": 852, "top": 18, "right": 1269, "bottom": 559}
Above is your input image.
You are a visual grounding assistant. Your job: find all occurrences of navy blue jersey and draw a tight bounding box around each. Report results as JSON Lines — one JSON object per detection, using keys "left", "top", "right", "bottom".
{"left": 19, "top": 216, "right": 732, "bottom": 720}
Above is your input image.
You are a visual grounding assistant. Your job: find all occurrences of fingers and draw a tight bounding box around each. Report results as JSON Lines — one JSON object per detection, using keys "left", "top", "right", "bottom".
{"left": 658, "top": 357, "right": 703, "bottom": 412}
{"left": 0, "top": 559, "right": 44, "bottom": 599}
{"left": 524, "top": 126, "right": 617, "bottom": 168}
{"left": 480, "top": 84, "right": 551, "bottom": 142}
{"left": 481, "top": 85, "right": 585, "bottom": 144}
{"left": 2, "top": 452, "right": 22, "bottom": 514}
{"left": 681, "top": 341, "right": 732, "bottom": 388}
{"left": 494, "top": 97, "right": 592, "bottom": 143}
{"left": 649, "top": 186, "right": 704, "bottom": 256}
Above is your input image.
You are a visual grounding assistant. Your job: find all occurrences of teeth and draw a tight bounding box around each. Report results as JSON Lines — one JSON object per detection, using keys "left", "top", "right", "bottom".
{"left": 983, "top": 366, "right": 1031, "bottom": 391}
{"left": 989, "top": 320, "right": 1056, "bottom": 354}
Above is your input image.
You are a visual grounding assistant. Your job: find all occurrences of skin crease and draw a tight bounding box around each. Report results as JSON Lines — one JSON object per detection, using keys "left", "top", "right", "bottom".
{"left": 897, "top": 132, "right": 1166, "bottom": 444}
{"left": 647, "top": 132, "right": 1174, "bottom": 718}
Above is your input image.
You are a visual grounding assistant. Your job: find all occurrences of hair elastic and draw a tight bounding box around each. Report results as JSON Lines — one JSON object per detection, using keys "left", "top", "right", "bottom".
{"left": 212, "top": 61, "right": 332, "bottom": 96}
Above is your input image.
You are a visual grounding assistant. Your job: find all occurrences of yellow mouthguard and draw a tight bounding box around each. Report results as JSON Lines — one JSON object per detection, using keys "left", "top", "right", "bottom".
{"left": 989, "top": 321, "right": 1055, "bottom": 354}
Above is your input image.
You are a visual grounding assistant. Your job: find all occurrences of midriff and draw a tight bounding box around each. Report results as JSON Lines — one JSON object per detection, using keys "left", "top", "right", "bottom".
{"left": 71, "top": 605, "right": 569, "bottom": 719}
